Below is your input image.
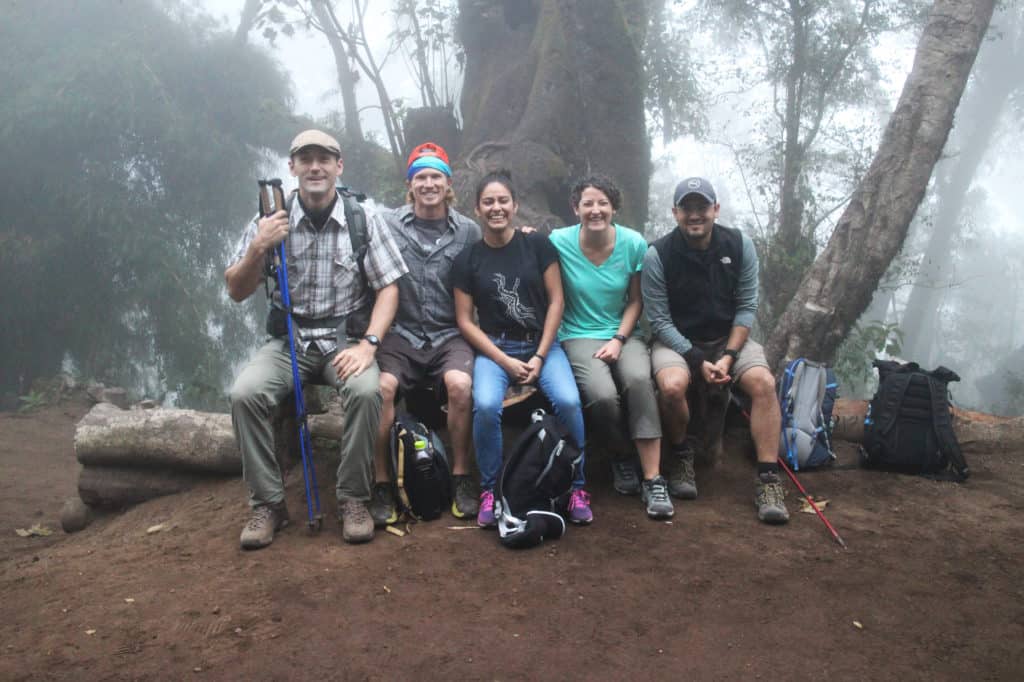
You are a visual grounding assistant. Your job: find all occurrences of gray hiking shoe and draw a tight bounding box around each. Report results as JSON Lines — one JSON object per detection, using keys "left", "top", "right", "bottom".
{"left": 368, "top": 482, "right": 398, "bottom": 528}
{"left": 755, "top": 473, "right": 790, "bottom": 525}
{"left": 611, "top": 456, "right": 641, "bottom": 495}
{"left": 451, "top": 474, "right": 480, "bottom": 519}
{"left": 668, "top": 439, "right": 698, "bottom": 500}
{"left": 239, "top": 502, "right": 289, "bottom": 550}
{"left": 338, "top": 498, "right": 374, "bottom": 543}
{"left": 641, "top": 476, "right": 675, "bottom": 519}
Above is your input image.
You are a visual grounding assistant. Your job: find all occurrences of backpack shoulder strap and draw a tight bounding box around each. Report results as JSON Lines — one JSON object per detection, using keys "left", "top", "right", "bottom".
{"left": 339, "top": 187, "right": 369, "bottom": 283}
{"left": 926, "top": 376, "right": 970, "bottom": 481}
{"left": 876, "top": 372, "right": 913, "bottom": 434}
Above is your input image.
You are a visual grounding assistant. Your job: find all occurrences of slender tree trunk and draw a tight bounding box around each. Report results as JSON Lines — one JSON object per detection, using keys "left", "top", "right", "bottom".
{"left": 235, "top": 0, "right": 263, "bottom": 45}
{"left": 765, "top": 0, "right": 997, "bottom": 369}
{"left": 900, "top": 6, "right": 1022, "bottom": 361}
{"left": 311, "top": 0, "right": 363, "bottom": 140}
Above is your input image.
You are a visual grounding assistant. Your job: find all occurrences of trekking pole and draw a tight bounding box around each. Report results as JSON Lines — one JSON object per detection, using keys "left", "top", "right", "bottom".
{"left": 729, "top": 394, "right": 846, "bottom": 549}
{"left": 259, "top": 179, "right": 323, "bottom": 532}
{"left": 775, "top": 456, "right": 846, "bottom": 549}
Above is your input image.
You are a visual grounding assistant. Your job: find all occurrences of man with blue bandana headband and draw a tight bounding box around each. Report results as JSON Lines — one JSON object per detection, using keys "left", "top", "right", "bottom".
{"left": 368, "top": 142, "right": 483, "bottom": 525}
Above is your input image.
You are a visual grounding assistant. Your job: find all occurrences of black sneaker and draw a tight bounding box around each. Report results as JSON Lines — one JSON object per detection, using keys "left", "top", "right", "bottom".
{"left": 451, "top": 474, "right": 480, "bottom": 518}
{"left": 367, "top": 482, "right": 397, "bottom": 528}
{"left": 755, "top": 472, "right": 790, "bottom": 524}
{"left": 641, "top": 476, "right": 674, "bottom": 519}
{"left": 611, "top": 456, "right": 641, "bottom": 496}
{"left": 668, "top": 438, "right": 698, "bottom": 500}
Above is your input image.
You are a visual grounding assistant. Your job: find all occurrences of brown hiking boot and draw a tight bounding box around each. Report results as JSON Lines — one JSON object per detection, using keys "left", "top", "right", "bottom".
{"left": 755, "top": 473, "right": 790, "bottom": 524}
{"left": 338, "top": 498, "right": 374, "bottom": 544}
{"left": 239, "top": 502, "right": 289, "bottom": 550}
{"left": 668, "top": 438, "right": 698, "bottom": 500}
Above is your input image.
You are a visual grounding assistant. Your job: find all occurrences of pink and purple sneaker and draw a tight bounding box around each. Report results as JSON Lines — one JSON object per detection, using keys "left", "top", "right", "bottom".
{"left": 477, "top": 490, "right": 496, "bottom": 528}
{"left": 567, "top": 489, "right": 593, "bottom": 525}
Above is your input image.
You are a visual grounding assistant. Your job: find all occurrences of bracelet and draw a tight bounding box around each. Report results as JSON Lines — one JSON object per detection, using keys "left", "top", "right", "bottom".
{"left": 533, "top": 353, "right": 546, "bottom": 362}
{"left": 722, "top": 348, "right": 739, "bottom": 361}
{"left": 612, "top": 334, "right": 628, "bottom": 344}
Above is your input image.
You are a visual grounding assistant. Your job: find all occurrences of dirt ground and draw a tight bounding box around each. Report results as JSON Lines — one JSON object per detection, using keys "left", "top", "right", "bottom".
{"left": 1, "top": 397, "right": 1022, "bottom": 681}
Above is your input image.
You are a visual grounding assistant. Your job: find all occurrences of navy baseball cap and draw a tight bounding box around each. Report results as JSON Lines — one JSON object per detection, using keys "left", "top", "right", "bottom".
{"left": 673, "top": 177, "right": 717, "bottom": 206}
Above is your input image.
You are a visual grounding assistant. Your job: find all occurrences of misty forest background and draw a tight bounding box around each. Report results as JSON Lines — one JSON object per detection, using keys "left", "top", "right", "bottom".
{"left": 1, "top": 0, "right": 1021, "bottom": 415}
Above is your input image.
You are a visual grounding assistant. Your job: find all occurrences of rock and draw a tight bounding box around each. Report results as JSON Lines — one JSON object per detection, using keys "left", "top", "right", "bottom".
{"left": 137, "top": 399, "right": 158, "bottom": 409}
{"left": 100, "top": 387, "right": 129, "bottom": 410}
{"left": 60, "top": 497, "right": 94, "bottom": 533}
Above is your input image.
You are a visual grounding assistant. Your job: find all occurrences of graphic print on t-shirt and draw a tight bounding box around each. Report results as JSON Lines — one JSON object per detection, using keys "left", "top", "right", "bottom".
{"left": 493, "top": 273, "right": 537, "bottom": 326}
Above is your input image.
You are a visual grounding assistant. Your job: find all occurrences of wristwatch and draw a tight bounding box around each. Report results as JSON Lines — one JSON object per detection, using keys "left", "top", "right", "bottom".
{"left": 612, "top": 334, "right": 628, "bottom": 344}
{"left": 362, "top": 334, "right": 380, "bottom": 347}
{"left": 722, "top": 348, "right": 739, "bottom": 361}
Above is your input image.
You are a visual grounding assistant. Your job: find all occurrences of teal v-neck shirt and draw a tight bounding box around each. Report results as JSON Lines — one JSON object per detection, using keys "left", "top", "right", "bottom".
{"left": 549, "top": 223, "right": 648, "bottom": 341}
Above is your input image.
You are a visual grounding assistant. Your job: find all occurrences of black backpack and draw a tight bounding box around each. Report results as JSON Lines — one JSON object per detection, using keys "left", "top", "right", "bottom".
{"left": 388, "top": 414, "right": 452, "bottom": 521}
{"left": 495, "top": 410, "right": 582, "bottom": 549}
{"left": 860, "top": 360, "right": 969, "bottom": 481}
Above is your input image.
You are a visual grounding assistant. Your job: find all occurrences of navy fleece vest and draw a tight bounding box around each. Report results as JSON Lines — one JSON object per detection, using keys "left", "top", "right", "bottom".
{"left": 652, "top": 224, "right": 744, "bottom": 342}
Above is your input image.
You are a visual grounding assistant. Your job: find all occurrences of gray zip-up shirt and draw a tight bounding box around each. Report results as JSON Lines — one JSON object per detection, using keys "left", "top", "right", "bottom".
{"left": 641, "top": 229, "right": 759, "bottom": 357}
{"left": 377, "top": 204, "right": 481, "bottom": 348}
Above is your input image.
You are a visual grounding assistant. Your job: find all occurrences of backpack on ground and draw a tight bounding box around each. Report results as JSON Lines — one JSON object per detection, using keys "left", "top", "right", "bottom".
{"left": 496, "top": 410, "right": 582, "bottom": 549}
{"left": 388, "top": 414, "right": 452, "bottom": 521}
{"left": 778, "top": 358, "right": 838, "bottom": 470}
{"left": 860, "top": 360, "right": 969, "bottom": 482}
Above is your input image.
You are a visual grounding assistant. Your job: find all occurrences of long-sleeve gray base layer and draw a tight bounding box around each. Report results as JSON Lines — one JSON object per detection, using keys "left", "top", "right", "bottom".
{"left": 229, "top": 339, "right": 381, "bottom": 507}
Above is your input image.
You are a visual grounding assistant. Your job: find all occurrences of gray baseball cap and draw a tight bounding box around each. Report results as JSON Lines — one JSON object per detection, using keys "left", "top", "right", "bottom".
{"left": 673, "top": 177, "right": 717, "bottom": 206}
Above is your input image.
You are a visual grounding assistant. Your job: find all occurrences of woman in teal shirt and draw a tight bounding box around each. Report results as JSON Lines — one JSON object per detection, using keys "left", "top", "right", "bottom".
{"left": 550, "top": 176, "right": 673, "bottom": 520}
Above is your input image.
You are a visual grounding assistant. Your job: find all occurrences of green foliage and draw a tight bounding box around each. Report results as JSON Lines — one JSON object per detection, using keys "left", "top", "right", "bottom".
{"left": 17, "top": 391, "right": 49, "bottom": 414}
{"left": 645, "top": 2, "right": 706, "bottom": 144}
{"left": 834, "top": 320, "right": 903, "bottom": 398}
{"left": 0, "top": 0, "right": 295, "bottom": 410}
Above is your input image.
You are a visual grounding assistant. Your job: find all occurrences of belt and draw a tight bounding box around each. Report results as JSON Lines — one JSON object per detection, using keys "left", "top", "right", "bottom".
{"left": 493, "top": 329, "right": 540, "bottom": 343}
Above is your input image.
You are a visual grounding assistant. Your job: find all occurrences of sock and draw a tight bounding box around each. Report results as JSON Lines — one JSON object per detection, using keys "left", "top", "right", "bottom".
{"left": 757, "top": 462, "right": 779, "bottom": 477}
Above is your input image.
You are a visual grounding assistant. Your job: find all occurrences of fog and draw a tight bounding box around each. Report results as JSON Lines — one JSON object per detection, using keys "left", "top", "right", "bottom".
{"left": 1, "top": 0, "right": 1020, "bottom": 414}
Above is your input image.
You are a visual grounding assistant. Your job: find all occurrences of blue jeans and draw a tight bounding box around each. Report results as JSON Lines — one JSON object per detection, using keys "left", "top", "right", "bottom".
{"left": 472, "top": 337, "right": 586, "bottom": 491}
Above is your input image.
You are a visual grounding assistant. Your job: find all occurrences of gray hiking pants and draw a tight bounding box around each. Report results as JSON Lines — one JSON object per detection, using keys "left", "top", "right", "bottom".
{"left": 229, "top": 338, "right": 381, "bottom": 507}
{"left": 562, "top": 336, "right": 662, "bottom": 454}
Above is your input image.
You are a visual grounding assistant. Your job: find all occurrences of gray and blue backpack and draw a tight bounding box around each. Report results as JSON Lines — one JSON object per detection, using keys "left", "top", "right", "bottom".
{"left": 778, "top": 358, "right": 839, "bottom": 470}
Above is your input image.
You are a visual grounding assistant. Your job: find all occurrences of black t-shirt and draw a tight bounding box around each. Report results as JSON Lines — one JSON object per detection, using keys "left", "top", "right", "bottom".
{"left": 451, "top": 231, "right": 560, "bottom": 334}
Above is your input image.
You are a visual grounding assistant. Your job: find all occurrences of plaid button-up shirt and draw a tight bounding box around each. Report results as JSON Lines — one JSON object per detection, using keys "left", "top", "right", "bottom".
{"left": 231, "top": 195, "right": 408, "bottom": 354}
{"left": 377, "top": 205, "right": 481, "bottom": 349}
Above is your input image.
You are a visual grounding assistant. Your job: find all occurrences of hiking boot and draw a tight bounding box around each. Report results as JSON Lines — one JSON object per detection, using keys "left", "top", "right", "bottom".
{"left": 611, "top": 456, "right": 641, "bottom": 496}
{"left": 451, "top": 474, "right": 480, "bottom": 519}
{"left": 755, "top": 473, "right": 790, "bottom": 525}
{"left": 641, "top": 476, "right": 675, "bottom": 519}
{"left": 567, "top": 489, "right": 593, "bottom": 525}
{"left": 668, "top": 439, "right": 698, "bottom": 500}
{"left": 477, "top": 490, "right": 496, "bottom": 528}
{"left": 367, "top": 482, "right": 398, "bottom": 528}
{"left": 239, "top": 502, "right": 289, "bottom": 550}
{"left": 337, "top": 498, "right": 374, "bottom": 543}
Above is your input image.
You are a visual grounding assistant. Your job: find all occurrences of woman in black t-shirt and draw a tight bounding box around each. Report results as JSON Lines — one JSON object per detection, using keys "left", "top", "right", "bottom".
{"left": 452, "top": 171, "right": 592, "bottom": 527}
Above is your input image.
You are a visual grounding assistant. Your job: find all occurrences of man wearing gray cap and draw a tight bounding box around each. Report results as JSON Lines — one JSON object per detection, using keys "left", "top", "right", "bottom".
{"left": 641, "top": 177, "right": 788, "bottom": 524}
{"left": 225, "top": 129, "right": 408, "bottom": 548}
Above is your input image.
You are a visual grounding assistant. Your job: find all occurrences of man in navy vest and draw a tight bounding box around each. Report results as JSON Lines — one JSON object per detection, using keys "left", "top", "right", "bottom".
{"left": 641, "top": 177, "right": 788, "bottom": 524}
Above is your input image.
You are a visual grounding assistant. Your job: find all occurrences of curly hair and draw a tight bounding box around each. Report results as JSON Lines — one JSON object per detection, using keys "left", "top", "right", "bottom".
{"left": 569, "top": 174, "right": 621, "bottom": 211}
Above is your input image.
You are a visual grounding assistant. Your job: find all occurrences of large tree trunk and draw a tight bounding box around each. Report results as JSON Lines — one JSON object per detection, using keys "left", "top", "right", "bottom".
{"left": 311, "top": 0, "right": 363, "bottom": 140}
{"left": 452, "top": 0, "right": 649, "bottom": 230}
{"left": 765, "top": 0, "right": 997, "bottom": 369}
